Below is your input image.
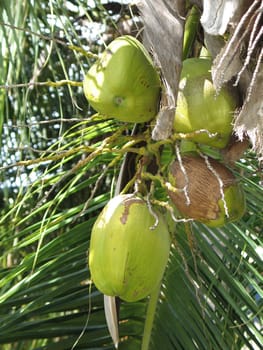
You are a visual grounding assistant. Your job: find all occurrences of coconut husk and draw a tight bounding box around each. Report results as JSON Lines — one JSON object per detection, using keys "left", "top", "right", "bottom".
{"left": 168, "top": 155, "right": 236, "bottom": 221}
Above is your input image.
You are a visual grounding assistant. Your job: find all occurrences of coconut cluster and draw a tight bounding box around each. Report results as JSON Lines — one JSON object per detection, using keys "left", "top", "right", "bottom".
{"left": 85, "top": 36, "right": 246, "bottom": 302}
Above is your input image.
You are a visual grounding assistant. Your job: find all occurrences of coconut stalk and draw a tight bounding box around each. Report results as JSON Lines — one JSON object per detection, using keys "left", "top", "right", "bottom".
{"left": 141, "top": 281, "right": 162, "bottom": 350}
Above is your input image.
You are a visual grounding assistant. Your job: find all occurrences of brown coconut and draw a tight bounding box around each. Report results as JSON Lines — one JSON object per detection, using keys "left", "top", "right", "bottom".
{"left": 168, "top": 155, "right": 237, "bottom": 222}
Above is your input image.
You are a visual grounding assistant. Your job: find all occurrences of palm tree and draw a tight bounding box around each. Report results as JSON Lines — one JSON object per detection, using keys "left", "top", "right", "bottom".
{"left": 0, "top": 1, "right": 262, "bottom": 350}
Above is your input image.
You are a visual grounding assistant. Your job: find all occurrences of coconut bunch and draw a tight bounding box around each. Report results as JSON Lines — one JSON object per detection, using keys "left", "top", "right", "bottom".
{"left": 85, "top": 34, "right": 247, "bottom": 304}
{"left": 82, "top": 2, "right": 261, "bottom": 348}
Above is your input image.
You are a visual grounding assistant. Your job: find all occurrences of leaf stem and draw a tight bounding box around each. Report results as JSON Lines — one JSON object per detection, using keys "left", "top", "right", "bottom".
{"left": 141, "top": 282, "right": 161, "bottom": 350}
{"left": 0, "top": 80, "right": 83, "bottom": 90}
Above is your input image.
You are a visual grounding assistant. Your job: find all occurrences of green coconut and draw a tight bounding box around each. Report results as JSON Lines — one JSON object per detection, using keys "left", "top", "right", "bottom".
{"left": 174, "top": 58, "right": 238, "bottom": 149}
{"left": 83, "top": 35, "right": 161, "bottom": 123}
{"left": 88, "top": 194, "right": 171, "bottom": 302}
{"left": 168, "top": 155, "right": 246, "bottom": 227}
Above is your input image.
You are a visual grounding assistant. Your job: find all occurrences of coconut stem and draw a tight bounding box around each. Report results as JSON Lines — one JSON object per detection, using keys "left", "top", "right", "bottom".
{"left": 141, "top": 281, "right": 161, "bottom": 350}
